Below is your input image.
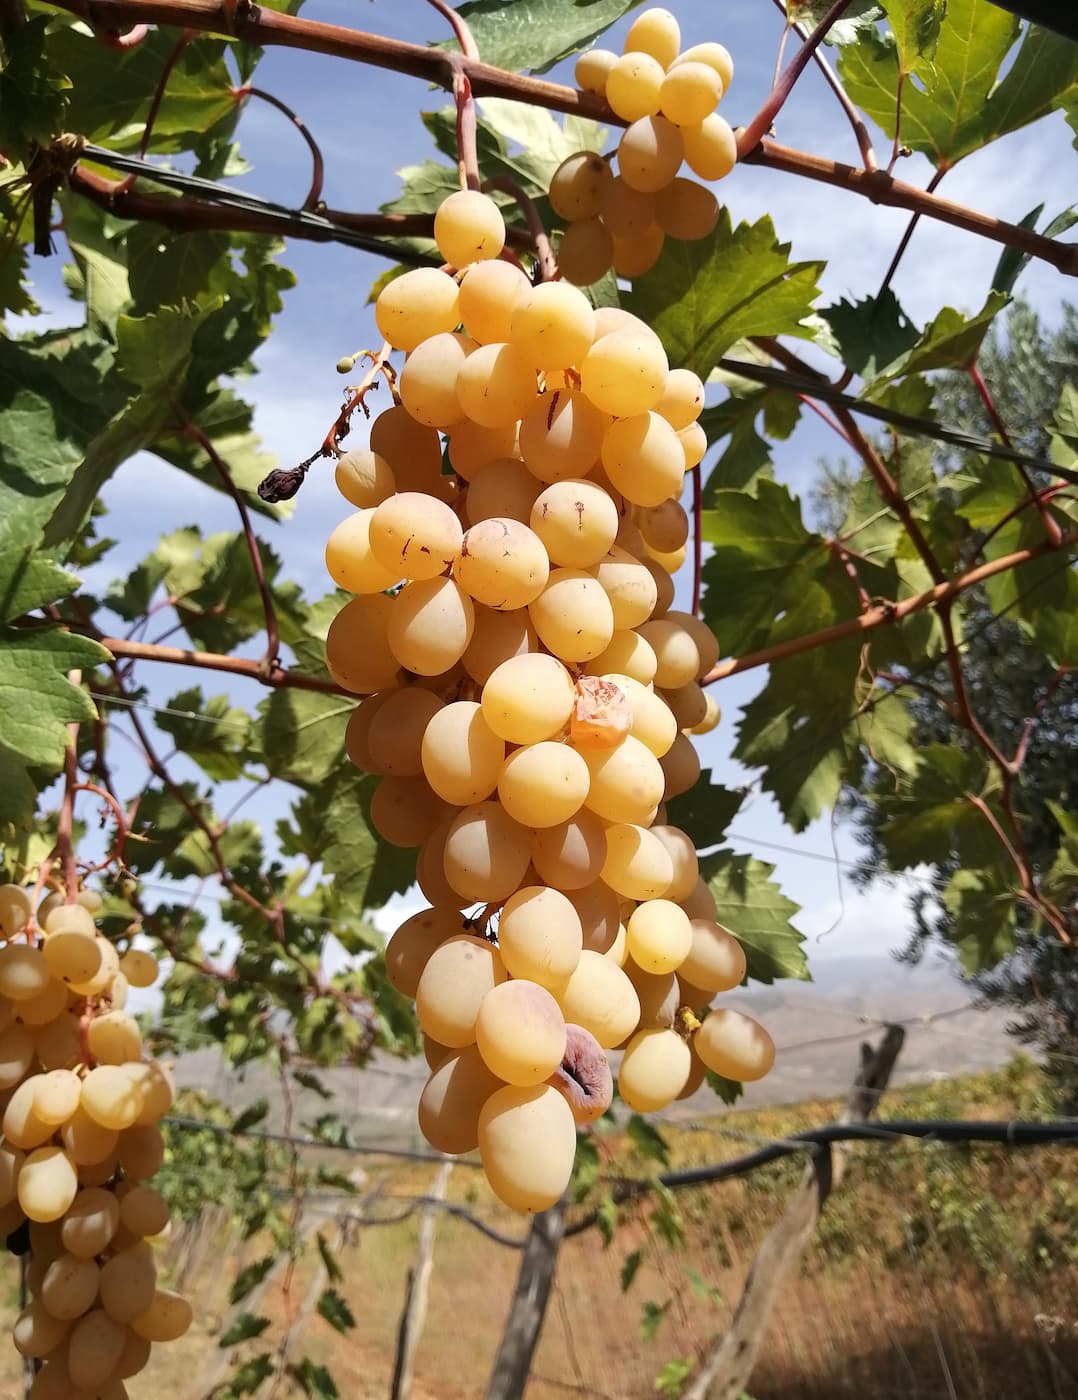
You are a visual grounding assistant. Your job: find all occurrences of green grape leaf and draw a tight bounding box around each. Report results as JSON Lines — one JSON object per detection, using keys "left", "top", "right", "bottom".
{"left": 620, "top": 1247, "right": 643, "bottom": 1293}
{"left": 663, "top": 774, "right": 744, "bottom": 852}
{"left": 862, "top": 291, "right": 1009, "bottom": 396}
{"left": 287, "top": 1359, "right": 339, "bottom": 1400}
{"left": 255, "top": 689, "right": 352, "bottom": 789}
{"left": 640, "top": 1298, "right": 670, "bottom": 1343}
{"left": 821, "top": 289, "right": 920, "bottom": 380}
{"left": 706, "top": 1070, "right": 744, "bottom": 1105}
{"left": 229, "top": 1256, "right": 276, "bottom": 1305}
{"left": 627, "top": 212, "right": 824, "bottom": 379}
{"left": 0, "top": 628, "right": 107, "bottom": 768}
{"left": 0, "top": 244, "right": 38, "bottom": 319}
{"left": 698, "top": 850, "right": 808, "bottom": 983}
{"left": 788, "top": 0, "right": 883, "bottom": 46}
{"left": 875, "top": 744, "right": 1004, "bottom": 870}
{"left": 126, "top": 226, "right": 233, "bottom": 314}
{"left": 154, "top": 687, "right": 252, "bottom": 782}
{"left": 446, "top": 0, "right": 643, "bottom": 75}
{"left": 885, "top": 0, "right": 947, "bottom": 75}
{"left": 316, "top": 1287, "right": 356, "bottom": 1334}
{"left": 0, "top": 16, "right": 71, "bottom": 161}
{"left": 218, "top": 1313, "right": 271, "bottom": 1347}
{"left": 992, "top": 205, "right": 1076, "bottom": 299}
{"left": 58, "top": 196, "right": 132, "bottom": 336}
{"left": 626, "top": 1115, "right": 669, "bottom": 1166}
{"left": 698, "top": 393, "right": 774, "bottom": 498}
{"left": 316, "top": 1233, "right": 343, "bottom": 1284}
{"left": 152, "top": 385, "right": 281, "bottom": 517}
{"left": 942, "top": 866, "right": 1018, "bottom": 972}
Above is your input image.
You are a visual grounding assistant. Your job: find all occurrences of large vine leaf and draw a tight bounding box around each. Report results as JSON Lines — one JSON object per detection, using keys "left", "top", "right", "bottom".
{"left": 446, "top": 0, "right": 643, "bottom": 74}
{"left": 0, "top": 15, "right": 71, "bottom": 161}
{"left": 699, "top": 850, "right": 808, "bottom": 984}
{"left": 627, "top": 212, "right": 824, "bottom": 379}
{"left": 942, "top": 866, "right": 1019, "bottom": 972}
{"left": 861, "top": 291, "right": 1009, "bottom": 397}
{"left": 0, "top": 627, "right": 107, "bottom": 768}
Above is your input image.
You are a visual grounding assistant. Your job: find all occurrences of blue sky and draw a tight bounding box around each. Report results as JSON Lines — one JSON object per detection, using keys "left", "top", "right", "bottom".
{"left": 18, "top": 0, "right": 1078, "bottom": 1005}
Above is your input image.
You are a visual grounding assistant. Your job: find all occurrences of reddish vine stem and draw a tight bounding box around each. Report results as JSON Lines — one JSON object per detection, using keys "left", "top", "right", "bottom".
{"left": 484, "top": 175, "right": 555, "bottom": 281}
{"left": 887, "top": 69, "right": 906, "bottom": 175}
{"left": 71, "top": 782, "right": 129, "bottom": 870}
{"left": 57, "top": 727, "right": 81, "bottom": 903}
{"left": 738, "top": 0, "right": 856, "bottom": 153}
{"left": 968, "top": 361, "right": 1062, "bottom": 546}
{"left": 138, "top": 30, "right": 194, "bottom": 162}
{"left": 972, "top": 481, "right": 1073, "bottom": 562}
{"left": 827, "top": 538, "right": 873, "bottom": 611}
{"left": 95, "top": 635, "right": 349, "bottom": 694}
{"left": 691, "top": 463, "right": 704, "bottom": 619}
{"left": 425, "top": 0, "right": 480, "bottom": 60}
{"left": 234, "top": 85, "right": 324, "bottom": 210}
{"left": 877, "top": 166, "right": 947, "bottom": 295}
{"left": 1012, "top": 667, "right": 1068, "bottom": 774}
{"left": 453, "top": 66, "right": 480, "bottom": 191}
{"left": 967, "top": 793, "right": 1070, "bottom": 943}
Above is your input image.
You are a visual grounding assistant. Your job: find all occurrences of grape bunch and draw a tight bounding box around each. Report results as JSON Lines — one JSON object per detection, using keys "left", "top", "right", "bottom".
{"left": 553, "top": 7, "right": 737, "bottom": 284}
{"left": 326, "top": 186, "right": 775, "bottom": 1213}
{"left": 0, "top": 882, "right": 190, "bottom": 1398}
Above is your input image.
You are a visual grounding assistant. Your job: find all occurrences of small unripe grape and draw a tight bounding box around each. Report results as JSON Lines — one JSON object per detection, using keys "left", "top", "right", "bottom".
{"left": 556, "top": 218, "right": 613, "bottom": 287}
{"left": 575, "top": 47, "right": 618, "bottom": 94}
{"left": 681, "top": 113, "right": 738, "bottom": 181}
{"left": 549, "top": 151, "right": 612, "bottom": 221}
{"left": 606, "top": 51, "right": 664, "bottom": 122}
{"left": 624, "top": 7, "right": 681, "bottom": 68}
{"left": 434, "top": 189, "right": 506, "bottom": 267}
{"left": 375, "top": 266, "right": 461, "bottom": 352}
{"left": 618, "top": 115, "right": 684, "bottom": 194}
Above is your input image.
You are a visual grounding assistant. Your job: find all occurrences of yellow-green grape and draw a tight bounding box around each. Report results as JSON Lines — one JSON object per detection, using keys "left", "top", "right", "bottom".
{"left": 77, "top": 888, "right": 103, "bottom": 915}
{"left": 80, "top": 1066, "right": 143, "bottom": 1132}
{"left": 344, "top": 692, "right": 393, "bottom": 773}
{"left": 446, "top": 419, "right": 518, "bottom": 481}
{"left": 334, "top": 446, "right": 396, "bottom": 508}
{"left": 519, "top": 391, "right": 604, "bottom": 484}
{"left": 385, "top": 906, "right": 464, "bottom": 998}
{"left": 388, "top": 577, "right": 475, "bottom": 676}
{"left": 324, "top": 510, "right": 402, "bottom": 594}
{"left": 0, "top": 943, "right": 49, "bottom": 1001}
{"left": 496, "top": 885, "right": 583, "bottom": 988}
{"left": 498, "top": 742, "right": 590, "bottom": 828}
{"left": 4, "top": 1079, "right": 54, "bottom": 1150}
{"left": 457, "top": 259, "right": 531, "bottom": 345}
{"left": 398, "top": 330, "right": 473, "bottom": 429}
{"left": 114, "top": 1326, "right": 153, "bottom": 1380}
{"left": 626, "top": 898, "right": 692, "bottom": 974}
{"left": 553, "top": 949, "right": 640, "bottom": 1048}
{"left": 18, "top": 1147, "right": 78, "bottom": 1223}
{"left": 418, "top": 1044, "right": 503, "bottom": 1154}
{"left": 585, "top": 630, "right": 658, "bottom": 686}
{"left": 575, "top": 46, "right": 618, "bottom": 94}
{"left": 581, "top": 734, "right": 665, "bottom": 824}
{"left": 61, "top": 1188, "right": 120, "bottom": 1259}
{"left": 456, "top": 342, "right": 540, "bottom": 429}
{"left": 462, "top": 606, "right": 537, "bottom": 684}
{"left": 591, "top": 548, "right": 658, "bottom": 630}
{"left": 0, "top": 883, "right": 32, "bottom": 937}
{"left": 617, "top": 114, "right": 684, "bottom": 193}
{"left": 40, "top": 1253, "right": 100, "bottom": 1321}
{"left": 32, "top": 1069, "right": 82, "bottom": 1127}
{"left": 666, "top": 608, "right": 721, "bottom": 673}
{"left": 566, "top": 880, "right": 624, "bottom": 955}
{"left": 87, "top": 1012, "right": 142, "bottom": 1068}
{"left": 556, "top": 218, "right": 613, "bottom": 287}
{"left": 60, "top": 1107, "right": 118, "bottom": 1168}
{"left": 42, "top": 902, "right": 93, "bottom": 939}
{"left": 0, "top": 1141, "right": 23, "bottom": 1206}
{"left": 549, "top": 151, "right": 612, "bottom": 220}
{"left": 369, "top": 404, "right": 446, "bottom": 497}
{"left": 118, "top": 949, "right": 159, "bottom": 990}
{"left": 454, "top": 518, "right": 550, "bottom": 610}
{"left": 374, "top": 266, "right": 461, "bottom": 352}
{"left": 416, "top": 818, "right": 467, "bottom": 910}
{"left": 695, "top": 1009, "right": 775, "bottom": 1082}
{"left": 690, "top": 692, "right": 722, "bottom": 735}
{"left": 530, "top": 479, "right": 619, "bottom": 568}
{"left": 605, "top": 51, "right": 664, "bottom": 121}
{"left": 529, "top": 569, "right": 615, "bottom": 662}
{"left": 365, "top": 688, "right": 443, "bottom": 779}
{"left": 325, "top": 594, "right": 399, "bottom": 695}
{"left": 660, "top": 60, "right": 723, "bottom": 126}
{"left": 68, "top": 936, "right": 119, "bottom": 998}
{"left": 580, "top": 327, "right": 668, "bottom": 418}
{"left": 421, "top": 701, "right": 504, "bottom": 806}
{"left": 639, "top": 498, "right": 689, "bottom": 553}
{"left": 680, "top": 876, "right": 719, "bottom": 925}
{"left": 654, "top": 366, "right": 705, "bottom": 429}
{"left": 41, "top": 927, "right": 100, "bottom": 988}
{"left": 130, "top": 1289, "right": 193, "bottom": 1342}
{"left": 12, "top": 1300, "right": 68, "bottom": 1359}
{"left": 601, "top": 412, "right": 685, "bottom": 509}
{"left": 16, "top": 978, "right": 68, "bottom": 1027}
{"left": 369, "top": 491, "right": 463, "bottom": 582}
{"left": 99, "top": 1247, "right": 157, "bottom": 1324}
{"left": 624, "top": 6, "right": 681, "bottom": 67}
{"left": 636, "top": 619, "right": 702, "bottom": 688}
{"left": 604, "top": 672, "right": 676, "bottom": 758}
{"left": 126, "top": 1060, "right": 174, "bottom": 1127}
{"left": 443, "top": 802, "right": 532, "bottom": 902}
{"left": 625, "top": 961, "right": 680, "bottom": 1029}
{"left": 601, "top": 823, "right": 673, "bottom": 900}
{"left": 679, "top": 420, "right": 708, "bottom": 469}
{"left": 434, "top": 189, "right": 506, "bottom": 267}
{"left": 680, "top": 919, "right": 746, "bottom": 993}
{"left": 415, "top": 934, "right": 507, "bottom": 1047}
{"left": 370, "top": 773, "right": 448, "bottom": 848}
{"left": 598, "top": 176, "right": 656, "bottom": 241}
{"left": 478, "top": 1084, "right": 576, "bottom": 1212}
{"left": 481, "top": 653, "right": 575, "bottom": 744}
{"left": 466, "top": 459, "right": 541, "bottom": 526}
{"left": 119, "top": 1184, "right": 170, "bottom": 1239}
{"left": 117, "top": 1122, "right": 165, "bottom": 1179}
{"left": 511, "top": 281, "right": 595, "bottom": 372}
{"left": 681, "top": 112, "right": 738, "bottom": 181}
{"left": 660, "top": 730, "right": 701, "bottom": 799}
{"left": 649, "top": 824, "right": 700, "bottom": 902}
{"left": 674, "top": 41, "right": 734, "bottom": 93}
{"left": 476, "top": 980, "right": 567, "bottom": 1086}
{"left": 618, "top": 1026, "right": 691, "bottom": 1110}
{"left": 640, "top": 556, "right": 676, "bottom": 616}
{"left": 529, "top": 813, "right": 607, "bottom": 892}
{"left": 655, "top": 177, "right": 719, "bottom": 241}
{"left": 611, "top": 224, "right": 666, "bottom": 280}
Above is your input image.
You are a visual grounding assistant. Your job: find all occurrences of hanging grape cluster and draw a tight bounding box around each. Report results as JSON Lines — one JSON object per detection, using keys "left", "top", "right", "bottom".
{"left": 0, "top": 883, "right": 189, "bottom": 1396}
{"left": 555, "top": 7, "right": 736, "bottom": 284}
{"left": 326, "top": 165, "right": 775, "bottom": 1211}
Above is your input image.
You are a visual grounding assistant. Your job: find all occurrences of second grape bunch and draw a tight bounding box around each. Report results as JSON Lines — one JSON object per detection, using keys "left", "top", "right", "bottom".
{"left": 326, "top": 186, "right": 774, "bottom": 1214}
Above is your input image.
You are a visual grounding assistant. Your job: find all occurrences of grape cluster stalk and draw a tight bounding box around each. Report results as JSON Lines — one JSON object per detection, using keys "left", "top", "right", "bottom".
{"left": 0, "top": 882, "right": 190, "bottom": 1397}
{"left": 325, "top": 20, "right": 776, "bottom": 1209}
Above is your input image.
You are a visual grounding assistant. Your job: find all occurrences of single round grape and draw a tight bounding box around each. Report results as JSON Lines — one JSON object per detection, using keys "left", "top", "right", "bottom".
{"left": 366, "top": 687, "right": 443, "bottom": 778}
{"left": 624, "top": 6, "right": 681, "bottom": 67}
{"left": 0, "top": 1141, "right": 24, "bottom": 1207}
{"left": 16, "top": 977, "right": 68, "bottom": 1027}
{"left": 498, "top": 742, "right": 590, "bottom": 828}
{"left": 601, "top": 412, "right": 685, "bottom": 508}
{"left": 511, "top": 282, "right": 595, "bottom": 372}
{"left": 639, "top": 498, "right": 689, "bottom": 553}
{"left": 126, "top": 1060, "right": 174, "bottom": 1126}
{"left": 660, "top": 60, "right": 723, "bottom": 126}
{"left": 481, "top": 653, "right": 575, "bottom": 744}
{"left": 529, "top": 568, "right": 615, "bottom": 662}
{"left": 0, "top": 882, "right": 32, "bottom": 937}
{"left": 130, "top": 1289, "right": 193, "bottom": 1342}
{"left": 40, "top": 1252, "right": 100, "bottom": 1321}
{"left": 118, "top": 949, "right": 159, "bottom": 990}
{"left": 33, "top": 1069, "right": 82, "bottom": 1126}
{"left": 649, "top": 825, "right": 699, "bottom": 901}
{"left": 465, "top": 459, "right": 541, "bottom": 526}
{"left": 325, "top": 594, "right": 399, "bottom": 695}
{"left": 60, "top": 1106, "right": 117, "bottom": 1168}
{"left": 667, "top": 609, "right": 721, "bottom": 672}
{"left": 415, "top": 934, "right": 507, "bottom": 1047}
{"left": 344, "top": 692, "right": 393, "bottom": 773}
{"left": 681, "top": 112, "right": 738, "bottom": 181}
{"left": 388, "top": 577, "right": 475, "bottom": 676}
{"left": 325, "top": 509, "right": 402, "bottom": 594}
{"left": 81, "top": 1065, "right": 142, "bottom": 1132}
{"left": 618, "top": 115, "right": 684, "bottom": 194}
{"left": 43, "top": 901, "right": 95, "bottom": 937}
{"left": 625, "top": 960, "right": 680, "bottom": 1029}
{"left": 584, "top": 630, "right": 658, "bottom": 685}
{"left": 690, "top": 692, "right": 721, "bottom": 735}
{"left": 598, "top": 177, "right": 656, "bottom": 244}
{"left": 636, "top": 619, "right": 702, "bottom": 688}
{"left": 678, "top": 1050, "right": 708, "bottom": 1100}
{"left": 679, "top": 420, "right": 707, "bottom": 469}
{"left": 370, "top": 773, "right": 448, "bottom": 848}
{"left": 695, "top": 1009, "right": 775, "bottom": 1082}
{"left": 67, "top": 935, "right": 118, "bottom": 998}
{"left": 591, "top": 548, "right": 658, "bottom": 630}
{"left": 549, "top": 151, "right": 612, "bottom": 220}
{"left": 580, "top": 328, "right": 668, "bottom": 418}
{"left": 334, "top": 447, "right": 395, "bottom": 508}
{"left": 456, "top": 341, "right": 540, "bottom": 429}
{"left": 369, "top": 491, "right": 462, "bottom": 582}
{"left": 566, "top": 881, "right": 624, "bottom": 957}
{"left": 478, "top": 1083, "right": 576, "bottom": 1213}
{"left": 655, "top": 177, "right": 719, "bottom": 241}
{"left": 674, "top": 41, "right": 733, "bottom": 94}
{"left": 556, "top": 217, "right": 613, "bottom": 287}
{"left": 385, "top": 906, "right": 466, "bottom": 998}
{"left": 443, "top": 802, "right": 531, "bottom": 903}
{"left": 12, "top": 1299, "right": 68, "bottom": 1359}
{"left": 601, "top": 823, "right": 674, "bottom": 900}
{"left": 680, "top": 919, "right": 746, "bottom": 994}
{"left": 660, "top": 729, "right": 701, "bottom": 799}
{"left": 519, "top": 390, "right": 604, "bottom": 484}
{"left": 117, "top": 1122, "right": 165, "bottom": 1180}
{"left": 416, "top": 818, "right": 467, "bottom": 910}
{"left": 606, "top": 51, "right": 664, "bottom": 121}
{"left": 61, "top": 1188, "right": 120, "bottom": 1258}
{"left": 375, "top": 266, "right": 461, "bottom": 352}
{"left": 18, "top": 1147, "right": 78, "bottom": 1223}
{"left": 421, "top": 700, "right": 504, "bottom": 806}
{"left": 119, "top": 1184, "right": 170, "bottom": 1239}
{"left": 529, "top": 813, "right": 607, "bottom": 892}
{"left": 575, "top": 47, "right": 618, "bottom": 94}
{"left": 434, "top": 189, "right": 506, "bottom": 267}
{"left": 613, "top": 224, "right": 666, "bottom": 280}
{"left": 418, "top": 1045, "right": 503, "bottom": 1154}
{"left": 497, "top": 885, "right": 583, "bottom": 988}
{"left": 454, "top": 517, "right": 549, "bottom": 610}
{"left": 605, "top": 672, "right": 678, "bottom": 757}
{"left": 4, "top": 1078, "right": 54, "bottom": 1150}
{"left": 529, "top": 478, "right": 618, "bottom": 570}
{"left": 461, "top": 606, "right": 537, "bottom": 683}
{"left": 618, "top": 1027, "right": 691, "bottom": 1111}
{"left": 0, "top": 943, "right": 50, "bottom": 1001}
{"left": 398, "top": 331, "right": 473, "bottom": 429}
{"left": 99, "top": 1247, "right": 157, "bottom": 1324}
{"left": 458, "top": 258, "right": 531, "bottom": 345}
{"left": 446, "top": 419, "right": 518, "bottom": 481}
{"left": 553, "top": 950, "right": 640, "bottom": 1048}
{"left": 370, "top": 404, "right": 447, "bottom": 498}
{"left": 476, "top": 980, "right": 567, "bottom": 1086}
{"left": 581, "top": 733, "right": 665, "bottom": 824}
{"left": 626, "top": 898, "right": 692, "bottom": 974}
{"left": 653, "top": 366, "right": 705, "bottom": 429}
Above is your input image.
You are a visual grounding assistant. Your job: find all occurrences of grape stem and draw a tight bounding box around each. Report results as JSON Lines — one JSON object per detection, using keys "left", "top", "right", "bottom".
{"left": 232, "top": 85, "right": 325, "bottom": 210}
{"left": 56, "top": 715, "right": 81, "bottom": 905}
{"left": 484, "top": 175, "right": 556, "bottom": 282}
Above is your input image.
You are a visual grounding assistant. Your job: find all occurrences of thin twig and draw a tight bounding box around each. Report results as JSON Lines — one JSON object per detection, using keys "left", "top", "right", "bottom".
{"left": 738, "top": 0, "right": 856, "bottom": 153}
{"left": 233, "top": 85, "right": 324, "bottom": 209}
{"left": 968, "top": 361, "right": 1062, "bottom": 545}
{"left": 692, "top": 462, "right": 704, "bottom": 618}
{"left": 484, "top": 175, "right": 555, "bottom": 281}
{"left": 878, "top": 167, "right": 947, "bottom": 295}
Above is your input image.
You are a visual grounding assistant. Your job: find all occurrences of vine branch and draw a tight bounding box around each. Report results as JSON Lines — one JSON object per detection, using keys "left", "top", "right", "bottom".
{"left": 233, "top": 85, "right": 324, "bottom": 210}
{"left": 739, "top": 0, "right": 855, "bottom": 153}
